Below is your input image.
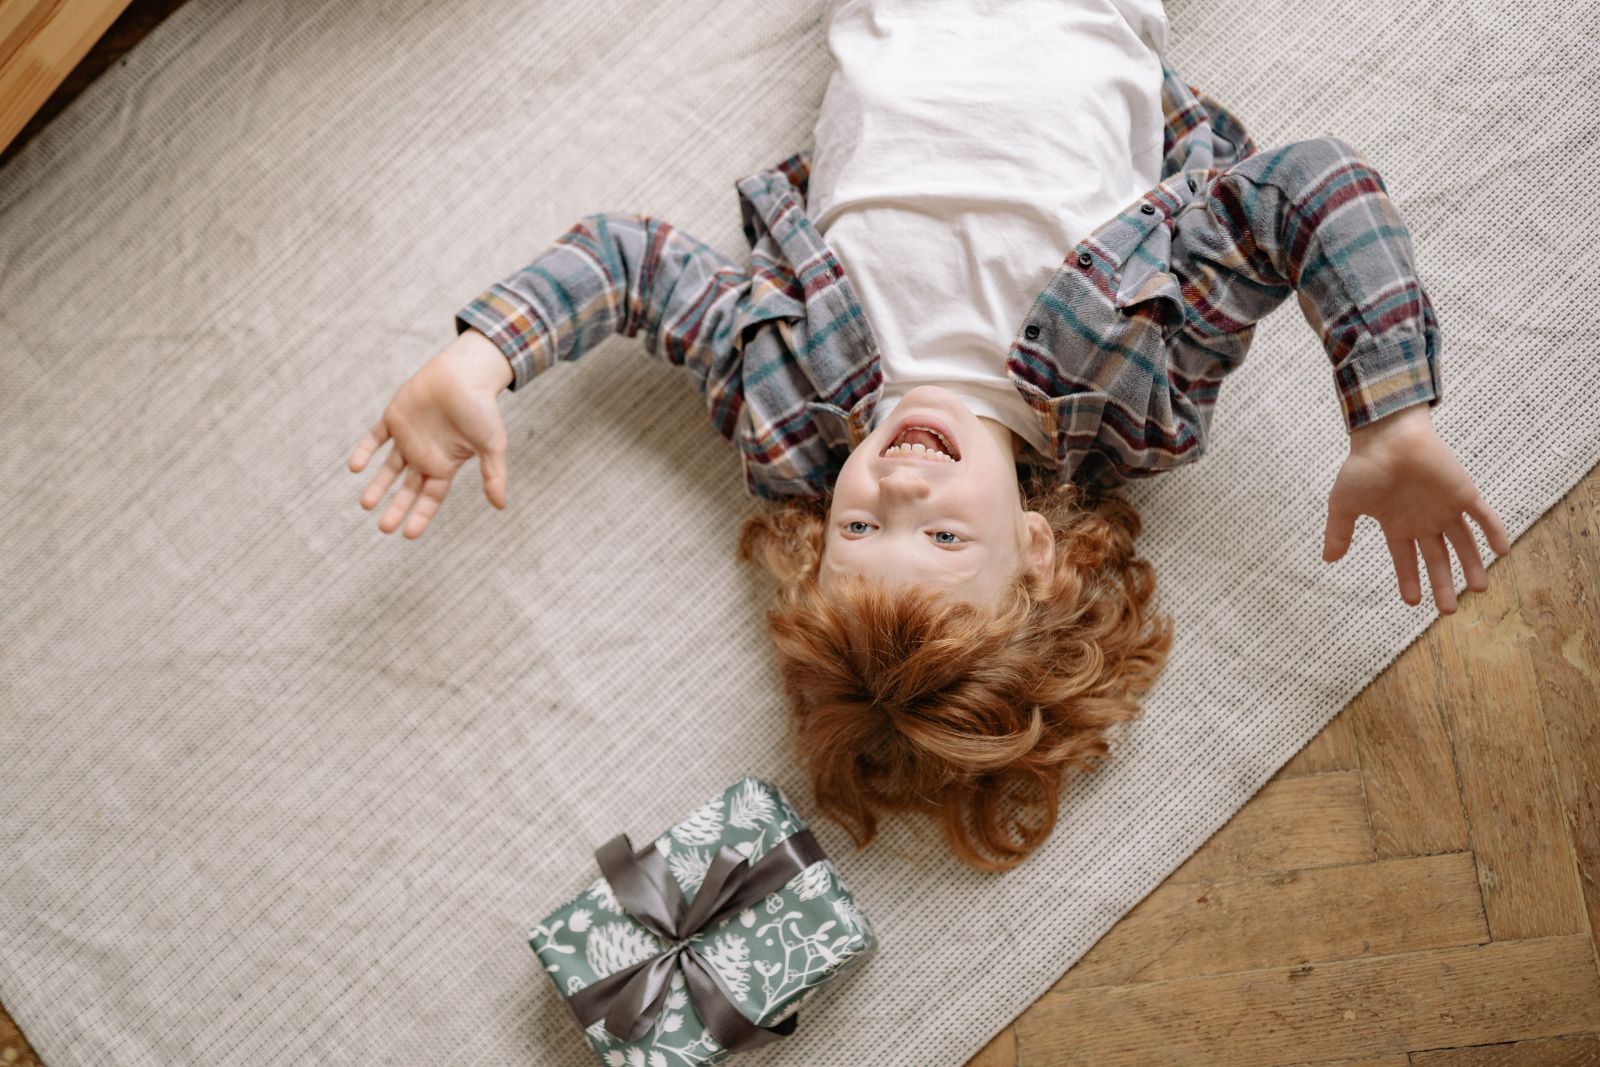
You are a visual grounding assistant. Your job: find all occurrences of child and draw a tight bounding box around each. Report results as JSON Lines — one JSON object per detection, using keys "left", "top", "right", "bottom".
{"left": 348, "top": 0, "right": 1510, "bottom": 871}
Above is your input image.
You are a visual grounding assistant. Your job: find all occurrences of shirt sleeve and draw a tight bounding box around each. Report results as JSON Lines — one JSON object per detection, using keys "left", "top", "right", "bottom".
{"left": 452, "top": 212, "right": 755, "bottom": 439}
{"left": 1173, "top": 134, "right": 1443, "bottom": 434}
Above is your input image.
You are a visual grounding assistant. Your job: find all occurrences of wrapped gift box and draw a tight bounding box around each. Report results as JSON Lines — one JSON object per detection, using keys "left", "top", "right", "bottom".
{"left": 529, "top": 776, "right": 878, "bottom": 1065}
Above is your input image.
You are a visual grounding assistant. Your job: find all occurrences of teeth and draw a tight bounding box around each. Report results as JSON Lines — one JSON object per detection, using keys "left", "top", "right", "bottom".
{"left": 883, "top": 442, "right": 954, "bottom": 461}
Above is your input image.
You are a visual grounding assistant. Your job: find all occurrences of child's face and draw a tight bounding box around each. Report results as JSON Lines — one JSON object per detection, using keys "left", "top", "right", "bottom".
{"left": 819, "top": 386, "right": 1051, "bottom": 609}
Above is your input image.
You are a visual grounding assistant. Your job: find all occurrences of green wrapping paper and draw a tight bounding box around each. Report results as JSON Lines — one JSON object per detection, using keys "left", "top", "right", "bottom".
{"left": 529, "top": 776, "right": 879, "bottom": 1065}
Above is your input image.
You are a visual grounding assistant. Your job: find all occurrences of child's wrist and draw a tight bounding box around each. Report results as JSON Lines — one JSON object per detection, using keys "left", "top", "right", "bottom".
{"left": 1349, "top": 403, "right": 1431, "bottom": 450}
{"left": 448, "top": 328, "right": 515, "bottom": 393}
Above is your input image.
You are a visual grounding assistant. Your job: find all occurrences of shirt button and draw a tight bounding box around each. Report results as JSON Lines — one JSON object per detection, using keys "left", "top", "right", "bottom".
{"left": 1076, "top": 251, "right": 1092, "bottom": 268}
{"left": 1024, "top": 323, "right": 1040, "bottom": 340}
{"left": 1140, "top": 203, "right": 1156, "bottom": 215}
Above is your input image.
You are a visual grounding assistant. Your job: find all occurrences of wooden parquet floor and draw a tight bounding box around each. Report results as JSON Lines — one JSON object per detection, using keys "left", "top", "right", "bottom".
{"left": 2, "top": 6, "right": 1596, "bottom": 1064}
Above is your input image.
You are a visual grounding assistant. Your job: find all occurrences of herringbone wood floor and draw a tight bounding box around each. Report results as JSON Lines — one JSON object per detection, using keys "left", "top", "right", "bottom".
{"left": 3, "top": 6, "right": 1597, "bottom": 1064}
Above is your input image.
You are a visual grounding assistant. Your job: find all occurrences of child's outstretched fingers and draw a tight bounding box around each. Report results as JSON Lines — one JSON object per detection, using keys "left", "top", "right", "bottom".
{"left": 480, "top": 446, "right": 508, "bottom": 509}
{"left": 1443, "top": 515, "right": 1490, "bottom": 592}
{"left": 1383, "top": 535, "right": 1424, "bottom": 607}
{"left": 348, "top": 415, "right": 390, "bottom": 473}
{"left": 1467, "top": 492, "right": 1512, "bottom": 557}
{"left": 402, "top": 475, "right": 454, "bottom": 539}
{"left": 1322, "top": 497, "right": 1357, "bottom": 562}
{"left": 379, "top": 466, "right": 424, "bottom": 534}
{"left": 360, "top": 443, "right": 406, "bottom": 512}
{"left": 1417, "top": 532, "right": 1458, "bottom": 614}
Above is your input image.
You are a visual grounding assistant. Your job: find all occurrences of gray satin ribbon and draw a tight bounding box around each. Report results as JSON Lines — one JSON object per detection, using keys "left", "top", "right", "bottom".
{"left": 563, "top": 826, "right": 826, "bottom": 1051}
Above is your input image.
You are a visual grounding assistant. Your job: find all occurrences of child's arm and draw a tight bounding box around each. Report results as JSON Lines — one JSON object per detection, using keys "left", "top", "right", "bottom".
{"left": 1171, "top": 136, "right": 1507, "bottom": 611}
{"left": 1176, "top": 136, "right": 1444, "bottom": 435}
{"left": 348, "top": 213, "right": 757, "bottom": 539}
{"left": 452, "top": 212, "right": 752, "bottom": 437}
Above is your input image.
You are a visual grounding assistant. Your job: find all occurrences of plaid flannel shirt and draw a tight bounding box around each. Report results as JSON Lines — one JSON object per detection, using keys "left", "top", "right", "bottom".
{"left": 454, "top": 63, "right": 1443, "bottom": 499}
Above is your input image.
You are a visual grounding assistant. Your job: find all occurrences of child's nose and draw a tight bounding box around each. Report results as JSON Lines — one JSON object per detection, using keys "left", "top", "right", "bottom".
{"left": 879, "top": 469, "right": 932, "bottom": 503}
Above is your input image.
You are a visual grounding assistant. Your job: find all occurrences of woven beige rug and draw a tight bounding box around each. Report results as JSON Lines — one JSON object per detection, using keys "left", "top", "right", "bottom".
{"left": 2, "top": 0, "right": 1596, "bottom": 1064}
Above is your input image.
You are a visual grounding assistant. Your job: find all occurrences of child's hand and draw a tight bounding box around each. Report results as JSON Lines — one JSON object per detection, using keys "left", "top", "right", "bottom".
{"left": 347, "top": 329, "right": 516, "bottom": 539}
{"left": 1321, "top": 405, "right": 1511, "bottom": 614}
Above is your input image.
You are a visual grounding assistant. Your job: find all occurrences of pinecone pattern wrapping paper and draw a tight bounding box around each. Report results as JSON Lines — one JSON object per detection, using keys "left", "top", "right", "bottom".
{"left": 529, "top": 776, "right": 879, "bottom": 1065}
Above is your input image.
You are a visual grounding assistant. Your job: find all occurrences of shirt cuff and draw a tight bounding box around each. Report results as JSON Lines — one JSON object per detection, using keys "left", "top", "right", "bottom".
{"left": 453, "top": 286, "right": 555, "bottom": 393}
{"left": 1333, "top": 330, "right": 1443, "bottom": 432}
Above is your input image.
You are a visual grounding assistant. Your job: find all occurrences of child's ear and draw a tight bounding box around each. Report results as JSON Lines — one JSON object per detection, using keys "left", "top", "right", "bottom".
{"left": 1022, "top": 510, "right": 1056, "bottom": 595}
{"left": 737, "top": 501, "right": 826, "bottom": 592}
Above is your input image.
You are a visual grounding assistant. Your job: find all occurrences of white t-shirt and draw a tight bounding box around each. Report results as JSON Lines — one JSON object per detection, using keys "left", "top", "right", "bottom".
{"left": 808, "top": 0, "right": 1170, "bottom": 461}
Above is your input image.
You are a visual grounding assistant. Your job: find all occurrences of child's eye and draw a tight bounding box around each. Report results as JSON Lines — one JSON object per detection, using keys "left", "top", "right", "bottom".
{"left": 845, "top": 521, "right": 874, "bottom": 536}
{"left": 932, "top": 531, "right": 964, "bottom": 545}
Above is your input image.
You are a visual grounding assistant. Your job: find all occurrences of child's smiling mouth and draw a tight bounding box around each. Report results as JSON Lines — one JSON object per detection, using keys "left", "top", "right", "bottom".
{"left": 881, "top": 422, "right": 960, "bottom": 462}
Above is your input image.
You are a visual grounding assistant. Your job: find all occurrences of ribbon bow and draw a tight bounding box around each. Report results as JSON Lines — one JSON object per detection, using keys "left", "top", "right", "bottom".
{"left": 564, "top": 826, "right": 826, "bottom": 1052}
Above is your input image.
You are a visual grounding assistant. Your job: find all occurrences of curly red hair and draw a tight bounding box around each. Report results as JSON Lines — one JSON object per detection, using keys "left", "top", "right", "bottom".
{"left": 737, "top": 478, "right": 1174, "bottom": 872}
